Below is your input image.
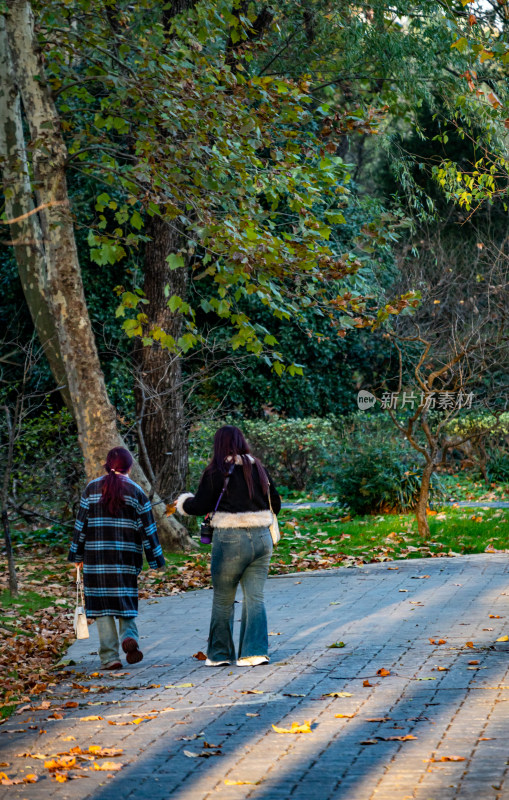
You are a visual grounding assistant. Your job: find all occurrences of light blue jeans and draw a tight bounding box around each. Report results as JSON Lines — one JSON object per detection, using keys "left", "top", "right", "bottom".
{"left": 208, "top": 526, "right": 273, "bottom": 662}
{"left": 95, "top": 616, "right": 139, "bottom": 666}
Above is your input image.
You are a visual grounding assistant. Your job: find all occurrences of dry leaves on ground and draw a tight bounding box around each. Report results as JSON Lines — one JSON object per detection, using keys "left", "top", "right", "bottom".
{"left": 272, "top": 721, "right": 312, "bottom": 734}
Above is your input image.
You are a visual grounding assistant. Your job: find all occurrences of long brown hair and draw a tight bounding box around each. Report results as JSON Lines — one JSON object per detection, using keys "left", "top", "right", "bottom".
{"left": 205, "top": 425, "right": 269, "bottom": 498}
{"left": 101, "top": 447, "right": 133, "bottom": 514}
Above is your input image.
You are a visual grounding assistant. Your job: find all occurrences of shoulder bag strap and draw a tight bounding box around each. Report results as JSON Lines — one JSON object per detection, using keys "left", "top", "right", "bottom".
{"left": 209, "top": 462, "right": 235, "bottom": 523}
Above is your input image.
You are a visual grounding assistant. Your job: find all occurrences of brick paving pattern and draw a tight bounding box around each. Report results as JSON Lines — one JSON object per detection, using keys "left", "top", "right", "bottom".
{"left": 2, "top": 553, "right": 509, "bottom": 800}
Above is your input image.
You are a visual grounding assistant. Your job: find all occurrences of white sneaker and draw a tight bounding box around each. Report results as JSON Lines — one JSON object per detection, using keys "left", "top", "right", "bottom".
{"left": 205, "top": 658, "right": 231, "bottom": 666}
{"left": 236, "top": 656, "right": 269, "bottom": 667}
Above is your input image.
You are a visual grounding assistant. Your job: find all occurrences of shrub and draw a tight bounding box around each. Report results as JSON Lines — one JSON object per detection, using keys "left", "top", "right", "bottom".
{"left": 333, "top": 415, "right": 442, "bottom": 514}
{"left": 487, "top": 451, "right": 509, "bottom": 484}
{"left": 187, "top": 416, "right": 342, "bottom": 491}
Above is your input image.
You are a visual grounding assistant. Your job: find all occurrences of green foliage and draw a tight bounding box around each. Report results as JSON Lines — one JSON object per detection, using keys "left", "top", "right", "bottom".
{"left": 333, "top": 416, "right": 443, "bottom": 514}
{"left": 8, "top": 406, "right": 84, "bottom": 522}
{"left": 487, "top": 452, "right": 509, "bottom": 485}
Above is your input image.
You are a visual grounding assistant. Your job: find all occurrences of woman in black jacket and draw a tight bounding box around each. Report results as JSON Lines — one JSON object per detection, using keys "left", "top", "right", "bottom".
{"left": 176, "top": 425, "right": 281, "bottom": 667}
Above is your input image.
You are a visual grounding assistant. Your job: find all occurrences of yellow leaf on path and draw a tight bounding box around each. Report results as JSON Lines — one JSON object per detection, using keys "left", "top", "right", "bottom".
{"left": 240, "top": 690, "right": 264, "bottom": 695}
{"left": 165, "top": 683, "right": 193, "bottom": 689}
{"left": 465, "top": 641, "right": 475, "bottom": 648}
{"left": 377, "top": 668, "right": 390, "bottom": 677}
{"left": 225, "top": 779, "right": 260, "bottom": 786}
{"left": 496, "top": 635, "right": 509, "bottom": 642}
{"left": 92, "top": 761, "right": 123, "bottom": 771}
{"left": 88, "top": 746, "right": 122, "bottom": 757}
{"left": 54, "top": 774, "right": 68, "bottom": 783}
{"left": 428, "top": 755, "right": 465, "bottom": 762}
{"left": 335, "top": 713, "right": 355, "bottom": 718}
{"left": 272, "top": 721, "right": 312, "bottom": 734}
{"left": 323, "top": 692, "right": 352, "bottom": 698}
{"left": 23, "top": 774, "right": 38, "bottom": 783}
{"left": 61, "top": 736, "right": 76, "bottom": 742}
{"left": 80, "top": 715, "right": 104, "bottom": 721}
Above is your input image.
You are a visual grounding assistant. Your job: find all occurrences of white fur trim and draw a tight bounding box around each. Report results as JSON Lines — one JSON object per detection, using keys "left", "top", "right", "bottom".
{"left": 212, "top": 509, "right": 273, "bottom": 529}
{"left": 176, "top": 492, "right": 194, "bottom": 516}
{"left": 226, "top": 454, "right": 255, "bottom": 465}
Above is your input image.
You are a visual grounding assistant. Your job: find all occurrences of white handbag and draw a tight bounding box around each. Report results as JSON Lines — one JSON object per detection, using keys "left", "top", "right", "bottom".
{"left": 267, "top": 482, "right": 280, "bottom": 546}
{"left": 73, "top": 566, "right": 89, "bottom": 640}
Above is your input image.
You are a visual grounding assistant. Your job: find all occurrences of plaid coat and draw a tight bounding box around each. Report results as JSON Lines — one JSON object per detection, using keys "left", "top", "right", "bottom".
{"left": 68, "top": 476, "right": 165, "bottom": 618}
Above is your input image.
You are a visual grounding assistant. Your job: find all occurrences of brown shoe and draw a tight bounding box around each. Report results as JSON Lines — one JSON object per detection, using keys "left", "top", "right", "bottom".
{"left": 122, "top": 637, "right": 143, "bottom": 664}
{"left": 103, "top": 660, "right": 122, "bottom": 670}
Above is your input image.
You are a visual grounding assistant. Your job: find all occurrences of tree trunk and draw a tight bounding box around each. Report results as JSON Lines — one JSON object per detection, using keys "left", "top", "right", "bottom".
{"left": 4, "top": 0, "right": 192, "bottom": 550}
{"left": 0, "top": 14, "right": 71, "bottom": 409}
{"left": 415, "top": 460, "right": 434, "bottom": 539}
{"left": 134, "top": 214, "right": 189, "bottom": 499}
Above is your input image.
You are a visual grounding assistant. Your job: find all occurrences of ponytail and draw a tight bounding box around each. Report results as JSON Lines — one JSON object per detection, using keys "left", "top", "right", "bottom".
{"left": 101, "top": 447, "right": 133, "bottom": 514}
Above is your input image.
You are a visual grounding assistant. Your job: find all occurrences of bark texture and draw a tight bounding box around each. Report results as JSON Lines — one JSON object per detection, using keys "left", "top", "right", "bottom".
{"left": 415, "top": 460, "right": 434, "bottom": 538}
{"left": 135, "top": 215, "right": 189, "bottom": 499}
{"left": 3, "top": 1, "right": 191, "bottom": 550}
{"left": 0, "top": 15, "right": 70, "bottom": 407}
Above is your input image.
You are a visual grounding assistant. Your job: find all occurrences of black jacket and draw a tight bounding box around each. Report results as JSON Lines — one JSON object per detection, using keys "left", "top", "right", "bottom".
{"left": 176, "top": 456, "right": 281, "bottom": 529}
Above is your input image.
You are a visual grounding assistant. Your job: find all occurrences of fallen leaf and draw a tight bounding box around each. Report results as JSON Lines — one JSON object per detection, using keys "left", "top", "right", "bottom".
{"left": 489, "top": 615, "right": 501, "bottom": 619}
{"left": 23, "top": 774, "right": 38, "bottom": 783}
{"left": 382, "top": 734, "right": 417, "bottom": 741}
{"left": 427, "top": 755, "right": 465, "bottom": 762}
{"left": 360, "top": 739, "right": 378, "bottom": 745}
{"left": 48, "top": 712, "right": 63, "bottom": 720}
{"left": 272, "top": 721, "right": 312, "bottom": 734}
{"left": 335, "top": 713, "right": 355, "bottom": 718}
{"left": 79, "top": 715, "right": 104, "bottom": 721}
{"left": 64, "top": 702, "right": 79, "bottom": 709}
{"left": 327, "top": 642, "right": 346, "bottom": 649}
{"left": 54, "top": 773, "right": 68, "bottom": 783}
{"left": 363, "top": 680, "right": 372, "bottom": 687}
{"left": 465, "top": 641, "right": 475, "bottom": 648}
{"left": 88, "top": 746, "right": 122, "bottom": 756}
{"left": 224, "top": 779, "right": 260, "bottom": 786}
{"left": 60, "top": 736, "right": 76, "bottom": 742}
{"left": 433, "top": 667, "right": 448, "bottom": 672}
{"left": 246, "top": 713, "right": 259, "bottom": 717}
{"left": 468, "top": 660, "right": 479, "bottom": 665}
{"left": 192, "top": 651, "right": 207, "bottom": 661}
{"left": 322, "top": 692, "right": 352, "bottom": 698}
{"left": 183, "top": 749, "right": 221, "bottom": 758}
{"left": 282, "top": 693, "right": 306, "bottom": 697}
{"left": 377, "top": 668, "right": 390, "bottom": 677}
{"left": 92, "top": 761, "right": 122, "bottom": 771}
{"left": 165, "top": 683, "right": 193, "bottom": 689}
{"left": 429, "top": 638, "right": 446, "bottom": 645}
{"left": 366, "top": 717, "right": 391, "bottom": 722}
{"left": 496, "top": 635, "right": 509, "bottom": 642}
{"left": 240, "top": 690, "right": 264, "bottom": 695}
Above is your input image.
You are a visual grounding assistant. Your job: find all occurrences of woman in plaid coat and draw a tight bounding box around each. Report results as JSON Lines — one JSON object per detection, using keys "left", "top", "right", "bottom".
{"left": 68, "top": 447, "right": 165, "bottom": 669}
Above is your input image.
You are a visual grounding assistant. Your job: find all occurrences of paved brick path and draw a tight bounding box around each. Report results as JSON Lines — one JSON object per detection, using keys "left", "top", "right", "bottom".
{"left": 3, "top": 554, "right": 509, "bottom": 800}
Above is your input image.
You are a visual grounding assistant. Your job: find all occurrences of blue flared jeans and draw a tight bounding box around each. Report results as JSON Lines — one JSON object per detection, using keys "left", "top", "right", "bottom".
{"left": 208, "top": 526, "right": 273, "bottom": 662}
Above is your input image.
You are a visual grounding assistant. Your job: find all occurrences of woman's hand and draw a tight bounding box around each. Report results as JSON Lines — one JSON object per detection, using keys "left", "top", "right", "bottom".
{"left": 74, "top": 562, "right": 83, "bottom": 570}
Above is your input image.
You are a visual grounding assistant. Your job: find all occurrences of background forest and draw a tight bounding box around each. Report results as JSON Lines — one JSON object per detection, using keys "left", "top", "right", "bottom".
{"left": 2, "top": 0, "right": 509, "bottom": 557}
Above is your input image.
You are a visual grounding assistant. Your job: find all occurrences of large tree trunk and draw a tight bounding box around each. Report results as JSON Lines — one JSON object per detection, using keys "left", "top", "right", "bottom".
{"left": 415, "top": 460, "right": 434, "bottom": 539}
{"left": 3, "top": 0, "right": 192, "bottom": 550}
{"left": 0, "top": 15, "right": 70, "bottom": 408}
{"left": 134, "top": 214, "right": 189, "bottom": 499}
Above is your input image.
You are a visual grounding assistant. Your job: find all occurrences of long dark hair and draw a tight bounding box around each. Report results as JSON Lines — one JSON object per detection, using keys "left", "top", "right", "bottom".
{"left": 101, "top": 447, "right": 133, "bottom": 514}
{"left": 205, "top": 425, "right": 269, "bottom": 498}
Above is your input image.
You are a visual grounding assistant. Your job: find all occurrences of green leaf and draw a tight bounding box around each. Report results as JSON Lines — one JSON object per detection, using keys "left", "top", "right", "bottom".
{"left": 167, "top": 253, "right": 185, "bottom": 270}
